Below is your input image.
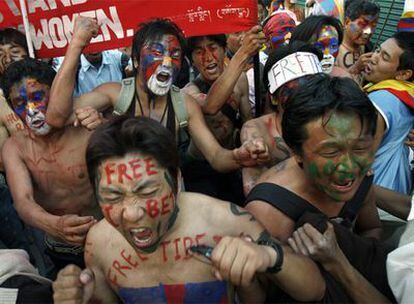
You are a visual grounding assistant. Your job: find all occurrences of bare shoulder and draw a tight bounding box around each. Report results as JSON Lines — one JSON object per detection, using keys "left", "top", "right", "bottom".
{"left": 92, "top": 82, "right": 123, "bottom": 106}
{"left": 258, "top": 157, "right": 296, "bottom": 184}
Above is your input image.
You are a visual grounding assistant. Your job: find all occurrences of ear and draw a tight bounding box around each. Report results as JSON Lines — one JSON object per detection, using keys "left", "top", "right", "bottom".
{"left": 345, "top": 17, "right": 351, "bottom": 27}
{"left": 395, "top": 69, "right": 413, "bottom": 81}
{"left": 293, "top": 153, "right": 303, "bottom": 168}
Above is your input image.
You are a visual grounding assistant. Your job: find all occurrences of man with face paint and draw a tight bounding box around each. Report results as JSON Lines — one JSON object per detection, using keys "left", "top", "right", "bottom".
{"left": 244, "top": 74, "right": 394, "bottom": 302}
{"left": 182, "top": 27, "right": 265, "bottom": 203}
{"left": 336, "top": 0, "right": 379, "bottom": 75}
{"left": 1, "top": 58, "right": 103, "bottom": 270}
{"left": 262, "top": 11, "right": 297, "bottom": 51}
{"left": 53, "top": 116, "right": 326, "bottom": 303}
{"left": 47, "top": 17, "right": 268, "bottom": 176}
{"left": 241, "top": 42, "right": 324, "bottom": 195}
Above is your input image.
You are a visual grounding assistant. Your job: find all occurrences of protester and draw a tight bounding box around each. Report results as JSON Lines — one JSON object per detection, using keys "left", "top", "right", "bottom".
{"left": 52, "top": 116, "right": 325, "bottom": 303}
{"left": 181, "top": 29, "right": 263, "bottom": 203}
{"left": 1, "top": 58, "right": 103, "bottom": 271}
{"left": 47, "top": 17, "right": 268, "bottom": 176}
{"left": 336, "top": 0, "right": 379, "bottom": 78}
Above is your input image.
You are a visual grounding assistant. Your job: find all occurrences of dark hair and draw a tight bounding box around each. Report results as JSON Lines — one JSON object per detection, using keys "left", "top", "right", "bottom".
{"left": 345, "top": 0, "right": 380, "bottom": 20}
{"left": 186, "top": 34, "right": 227, "bottom": 60}
{"left": 282, "top": 74, "right": 377, "bottom": 155}
{"left": 393, "top": 32, "right": 414, "bottom": 81}
{"left": 1, "top": 58, "right": 55, "bottom": 104}
{"left": 86, "top": 116, "right": 180, "bottom": 197}
{"left": 0, "top": 28, "right": 28, "bottom": 52}
{"left": 263, "top": 41, "right": 323, "bottom": 92}
{"left": 131, "top": 18, "right": 186, "bottom": 73}
{"left": 291, "top": 15, "right": 343, "bottom": 46}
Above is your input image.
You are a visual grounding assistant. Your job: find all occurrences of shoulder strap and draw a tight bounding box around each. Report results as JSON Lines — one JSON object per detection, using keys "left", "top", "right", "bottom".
{"left": 113, "top": 77, "right": 135, "bottom": 116}
{"left": 170, "top": 85, "right": 188, "bottom": 129}
{"left": 339, "top": 175, "right": 374, "bottom": 222}
{"left": 245, "top": 183, "right": 322, "bottom": 221}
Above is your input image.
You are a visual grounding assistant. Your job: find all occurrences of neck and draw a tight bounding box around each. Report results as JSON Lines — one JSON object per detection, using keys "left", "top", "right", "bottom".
{"left": 343, "top": 35, "right": 359, "bottom": 51}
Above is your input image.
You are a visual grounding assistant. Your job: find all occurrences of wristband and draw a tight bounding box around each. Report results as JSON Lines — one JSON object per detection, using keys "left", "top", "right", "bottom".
{"left": 258, "top": 238, "right": 284, "bottom": 273}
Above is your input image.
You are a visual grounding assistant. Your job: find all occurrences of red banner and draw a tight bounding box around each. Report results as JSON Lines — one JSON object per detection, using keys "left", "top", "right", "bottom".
{"left": 0, "top": 0, "right": 257, "bottom": 58}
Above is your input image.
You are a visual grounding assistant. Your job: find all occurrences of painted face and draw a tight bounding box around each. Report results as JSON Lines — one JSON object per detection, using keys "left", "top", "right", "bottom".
{"left": 191, "top": 38, "right": 225, "bottom": 83}
{"left": 263, "top": 13, "right": 296, "bottom": 50}
{"left": 313, "top": 25, "right": 339, "bottom": 74}
{"left": 346, "top": 14, "right": 378, "bottom": 46}
{"left": 0, "top": 43, "right": 27, "bottom": 75}
{"left": 300, "top": 112, "right": 374, "bottom": 202}
{"left": 96, "top": 153, "right": 177, "bottom": 253}
{"left": 9, "top": 77, "right": 51, "bottom": 136}
{"left": 139, "top": 34, "right": 182, "bottom": 96}
{"left": 364, "top": 38, "right": 403, "bottom": 83}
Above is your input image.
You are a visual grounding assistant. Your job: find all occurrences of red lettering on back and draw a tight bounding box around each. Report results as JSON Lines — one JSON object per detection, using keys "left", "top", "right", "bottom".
{"left": 107, "top": 268, "right": 120, "bottom": 288}
{"left": 161, "top": 240, "right": 171, "bottom": 262}
{"left": 104, "top": 163, "right": 116, "bottom": 185}
{"left": 120, "top": 249, "right": 138, "bottom": 268}
{"left": 146, "top": 199, "right": 160, "bottom": 218}
{"left": 173, "top": 238, "right": 181, "bottom": 261}
{"left": 117, "top": 163, "right": 132, "bottom": 183}
{"left": 183, "top": 237, "right": 194, "bottom": 258}
{"left": 195, "top": 233, "right": 206, "bottom": 246}
{"left": 112, "top": 260, "right": 131, "bottom": 277}
{"left": 213, "top": 235, "right": 223, "bottom": 244}
{"left": 144, "top": 157, "right": 158, "bottom": 175}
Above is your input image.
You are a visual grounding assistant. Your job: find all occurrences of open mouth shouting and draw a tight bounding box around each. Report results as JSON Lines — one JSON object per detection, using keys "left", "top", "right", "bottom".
{"left": 331, "top": 178, "right": 355, "bottom": 193}
{"left": 156, "top": 70, "right": 172, "bottom": 84}
{"left": 130, "top": 227, "right": 154, "bottom": 249}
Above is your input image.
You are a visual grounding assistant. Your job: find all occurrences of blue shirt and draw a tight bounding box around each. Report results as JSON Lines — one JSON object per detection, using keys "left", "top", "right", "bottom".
{"left": 370, "top": 89, "right": 414, "bottom": 194}
{"left": 74, "top": 50, "right": 124, "bottom": 97}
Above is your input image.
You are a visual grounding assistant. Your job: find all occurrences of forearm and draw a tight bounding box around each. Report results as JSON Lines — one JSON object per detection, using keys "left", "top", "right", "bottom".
{"left": 236, "top": 278, "right": 266, "bottom": 303}
{"left": 324, "top": 250, "right": 390, "bottom": 303}
{"left": 375, "top": 185, "right": 411, "bottom": 220}
{"left": 202, "top": 51, "right": 249, "bottom": 115}
{"left": 47, "top": 43, "right": 83, "bottom": 128}
{"left": 208, "top": 147, "right": 240, "bottom": 172}
{"left": 15, "top": 197, "right": 59, "bottom": 237}
{"left": 358, "top": 227, "right": 382, "bottom": 240}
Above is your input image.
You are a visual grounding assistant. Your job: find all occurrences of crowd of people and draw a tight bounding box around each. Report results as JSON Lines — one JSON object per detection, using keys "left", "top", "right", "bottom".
{"left": 0, "top": 0, "right": 413, "bottom": 303}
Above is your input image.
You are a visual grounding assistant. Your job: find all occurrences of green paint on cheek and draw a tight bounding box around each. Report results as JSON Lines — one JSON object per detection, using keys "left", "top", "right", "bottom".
{"left": 307, "top": 162, "right": 320, "bottom": 179}
{"left": 322, "top": 160, "right": 336, "bottom": 176}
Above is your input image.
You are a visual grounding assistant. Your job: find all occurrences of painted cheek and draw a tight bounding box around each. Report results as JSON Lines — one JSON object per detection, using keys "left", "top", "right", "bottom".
{"left": 101, "top": 203, "right": 121, "bottom": 228}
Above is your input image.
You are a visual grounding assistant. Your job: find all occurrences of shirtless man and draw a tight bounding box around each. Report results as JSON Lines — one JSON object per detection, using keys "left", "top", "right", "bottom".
{"left": 241, "top": 42, "right": 323, "bottom": 195}
{"left": 1, "top": 58, "right": 102, "bottom": 269}
{"left": 52, "top": 116, "right": 325, "bottom": 303}
{"left": 181, "top": 27, "right": 265, "bottom": 201}
{"left": 47, "top": 17, "right": 267, "bottom": 174}
{"left": 336, "top": 0, "right": 379, "bottom": 79}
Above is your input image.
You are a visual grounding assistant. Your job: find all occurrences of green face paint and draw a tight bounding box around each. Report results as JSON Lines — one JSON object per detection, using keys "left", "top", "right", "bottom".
{"left": 301, "top": 112, "right": 375, "bottom": 202}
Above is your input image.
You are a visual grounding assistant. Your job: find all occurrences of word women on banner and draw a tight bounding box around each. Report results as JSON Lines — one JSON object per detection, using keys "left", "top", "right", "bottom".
{"left": 216, "top": 5, "right": 250, "bottom": 19}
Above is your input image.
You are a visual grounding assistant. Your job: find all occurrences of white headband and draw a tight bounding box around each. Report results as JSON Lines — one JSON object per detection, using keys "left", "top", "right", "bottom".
{"left": 268, "top": 52, "right": 323, "bottom": 94}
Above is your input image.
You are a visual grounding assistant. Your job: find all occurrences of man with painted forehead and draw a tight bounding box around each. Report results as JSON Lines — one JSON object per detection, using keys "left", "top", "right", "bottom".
{"left": 241, "top": 42, "right": 324, "bottom": 195}
{"left": 47, "top": 17, "right": 268, "bottom": 175}
{"left": 245, "top": 74, "right": 395, "bottom": 302}
{"left": 52, "top": 116, "right": 326, "bottom": 303}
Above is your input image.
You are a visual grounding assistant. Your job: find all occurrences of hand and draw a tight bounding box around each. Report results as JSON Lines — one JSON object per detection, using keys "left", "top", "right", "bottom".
{"left": 71, "top": 16, "right": 100, "bottom": 49}
{"left": 405, "top": 128, "right": 414, "bottom": 149}
{"left": 350, "top": 52, "right": 372, "bottom": 75}
{"left": 239, "top": 26, "right": 267, "bottom": 58}
{"left": 234, "top": 138, "right": 270, "bottom": 167}
{"left": 53, "top": 265, "right": 95, "bottom": 304}
{"left": 56, "top": 214, "right": 97, "bottom": 246}
{"left": 288, "top": 222, "right": 340, "bottom": 266}
{"left": 74, "top": 107, "right": 104, "bottom": 130}
{"left": 211, "top": 236, "right": 275, "bottom": 287}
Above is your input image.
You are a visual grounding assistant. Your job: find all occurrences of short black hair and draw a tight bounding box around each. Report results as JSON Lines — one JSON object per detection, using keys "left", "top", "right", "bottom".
{"left": 345, "top": 0, "right": 380, "bottom": 20}
{"left": 186, "top": 34, "right": 227, "bottom": 60}
{"left": 1, "top": 58, "right": 55, "bottom": 105}
{"left": 131, "top": 18, "right": 186, "bottom": 74}
{"left": 263, "top": 41, "right": 323, "bottom": 92}
{"left": 86, "top": 116, "right": 180, "bottom": 198}
{"left": 393, "top": 32, "right": 414, "bottom": 81}
{"left": 291, "top": 15, "right": 344, "bottom": 46}
{"left": 282, "top": 74, "right": 377, "bottom": 155}
{"left": 0, "top": 28, "right": 28, "bottom": 52}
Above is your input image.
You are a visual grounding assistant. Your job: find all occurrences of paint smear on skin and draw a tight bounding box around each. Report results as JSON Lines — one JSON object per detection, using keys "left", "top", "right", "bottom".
{"left": 118, "top": 281, "right": 229, "bottom": 304}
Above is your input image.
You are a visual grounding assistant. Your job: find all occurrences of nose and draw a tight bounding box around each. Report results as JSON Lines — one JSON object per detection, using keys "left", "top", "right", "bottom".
{"left": 323, "top": 47, "right": 330, "bottom": 56}
{"left": 162, "top": 56, "right": 172, "bottom": 67}
{"left": 26, "top": 102, "right": 38, "bottom": 116}
{"left": 123, "top": 199, "right": 145, "bottom": 223}
{"left": 363, "top": 26, "right": 372, "bottom": 35}
{"left": 337, "top": 153, "right": 356, "bottom": 174}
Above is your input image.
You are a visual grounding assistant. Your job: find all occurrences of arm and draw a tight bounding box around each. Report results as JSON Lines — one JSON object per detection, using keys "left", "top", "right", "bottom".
{"left": 47, "top": 17, "right": 113, "bottom": 128}
{"left": 187, "top": 97, "right": 267, "bottom": 172}
{"left": 210, "top": 201, "right": 325, "bottom": 302}
{"left": 374, "top": 185, "right": 411, "bottom": 220}
{"left": 237, "top": 73, "right": 253, "bottom": 122}
{"left": 354, "top": 186, "right": 383, "bottom": 240}
{"left": 0, "top": 125, "right": 9, "bottom": 171}
{"left": 289, "top": 223, "right": 389, "bottom": 303}
{"left": 2, "top": 138, "right": 95, "bottom": 245}
{"left": 202, "top": 26, "right": 266, "bottom": 115}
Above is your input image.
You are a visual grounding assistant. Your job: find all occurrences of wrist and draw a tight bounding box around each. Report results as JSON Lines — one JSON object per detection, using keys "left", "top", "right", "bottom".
{"left": 258, "top": 238, "right": 284, "bottom": 273}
